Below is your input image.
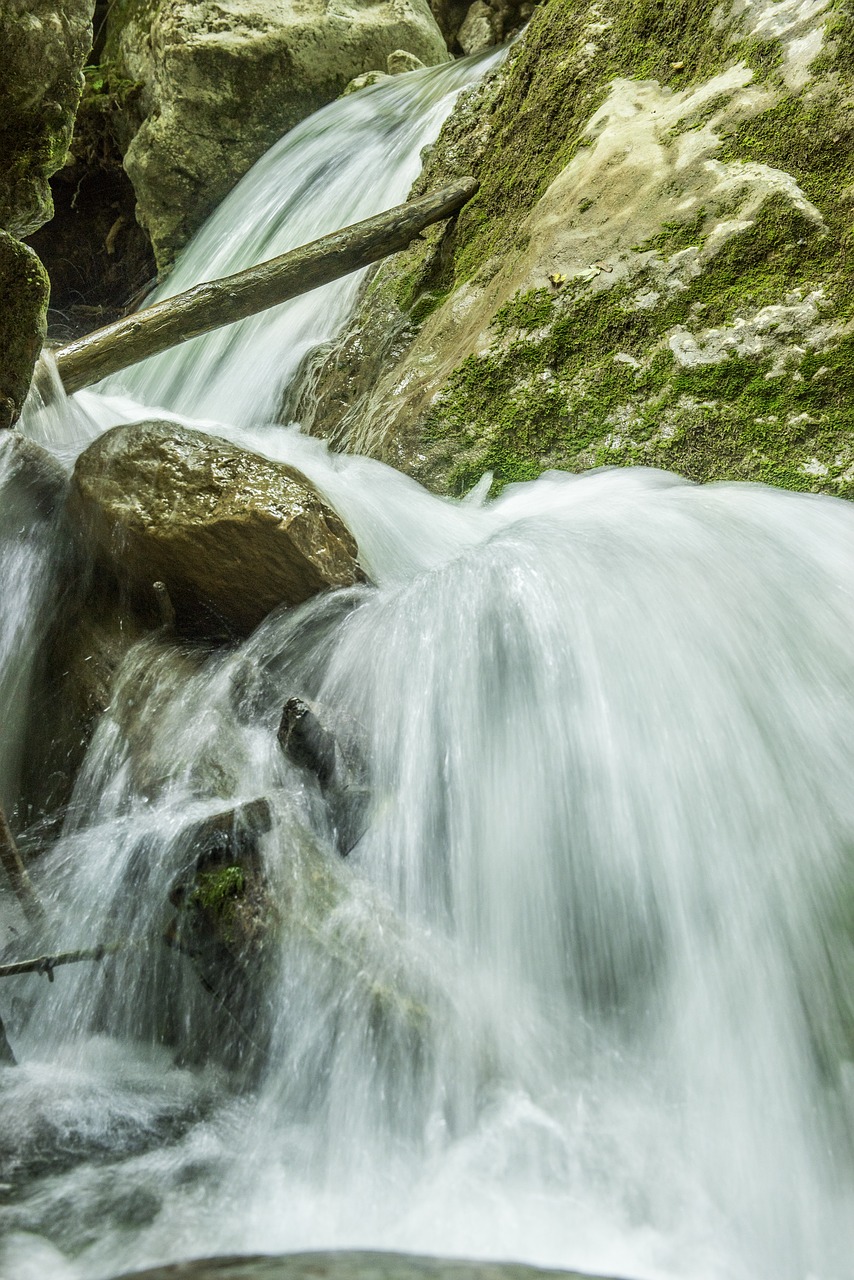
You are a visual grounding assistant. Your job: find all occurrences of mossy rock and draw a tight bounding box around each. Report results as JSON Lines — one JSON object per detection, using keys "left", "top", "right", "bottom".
{"left": 0, "top": 0, "right": 94, "bottom": 237}
{"left": 307, "top": 0, "right": 854, "bottom": 500}
{"left": 0, "top": 233, "right": 50, "bottom": 429}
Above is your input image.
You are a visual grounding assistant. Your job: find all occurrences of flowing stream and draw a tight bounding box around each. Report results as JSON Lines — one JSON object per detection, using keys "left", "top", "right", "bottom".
{"left": 2, "top": 47, "right": 854, "bottom": 1280}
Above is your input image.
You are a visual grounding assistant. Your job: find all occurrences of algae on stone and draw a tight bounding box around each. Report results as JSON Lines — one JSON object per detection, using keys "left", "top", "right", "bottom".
{"left": 0, "top": 235, "right": 51, "bottom": 430}
{"left": 102, "top": 0, "right": 451, "bottom": 268}
{"left": 305, "top": 0, "right": 854, "bottom": 500}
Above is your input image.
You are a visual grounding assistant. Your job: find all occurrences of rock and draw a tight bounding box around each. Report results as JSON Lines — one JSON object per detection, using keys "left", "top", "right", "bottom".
{"left": 107, "top": 1250, "right": 622, "bottom": 1280}
{"left": 166, "top": 797, "right": 277, "bottom": 1071}
{"left": 0, "top": 234, "right": 50, "bottom": 430}
{"left": 0, "top": 0, "right": 93, "bottom": 422}
{"left": 69, "top": 421, "right": 365, "bottom": 638}
{"left": 457, "top": 1, "right": 500, "bottom": 54}
{"left": 387, "top": 49, "right": 426, "bottom": 74}
{"left": 19, "top": 575, "right": 148, "bottom": 828}
{"left": 0, "top": 432, "right": 66, "bottom": 521}
{"left": 343, "top": 70, "right": 391, "bottom": 96}
{"left": 0, "top": 0, "right": 94, "bottom": 237}
{"left": 304, "top": 0, "right": 854, "bottom": 500}
{"left": 104, "top": 0, "right": 450, "bottom": 269}
{"left": 277, "top": 696, "right": 369, "bottom": 855}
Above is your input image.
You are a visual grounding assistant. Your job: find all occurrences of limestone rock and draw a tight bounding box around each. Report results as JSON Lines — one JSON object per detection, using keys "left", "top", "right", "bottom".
{"left": 387, "top": 49, "right": 426, "bottom": 74}
{"left": 105, "top": 0, "right": 450, "bottom": 269}
{"left": 304, "top": 0, "right": 854, "bottom": 500}
{"left": 0, "top": 0, "right": 95, "bottom": 237}
{"left": 457, "top": 1, "right": 500, "bottom": 54}
{"left": 69, "top": 421, "right": 365, "bottom": 638}
{"left": 343, "top": 70, "right": 391, "bottom": 96}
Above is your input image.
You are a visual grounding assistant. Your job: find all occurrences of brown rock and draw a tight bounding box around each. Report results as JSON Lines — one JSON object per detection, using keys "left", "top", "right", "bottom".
{"left": 69, "top": 421, "right": 365, "bottom": 637}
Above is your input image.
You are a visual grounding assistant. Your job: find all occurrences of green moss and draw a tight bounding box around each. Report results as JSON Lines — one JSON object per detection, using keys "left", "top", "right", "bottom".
{"left": 425, "top": 179, "right": 853, "bottom": 499}
{"left": 634, "top": 209, "right": 709, "bottom": 255}
{"left": 195, "top": 865, "right": 246, "bottom": 916}
{"left": 0, "top": 232, "right": 50, "bottom": 427}
{"left": 443, "top": 0, "right": 785, "bottom": 284}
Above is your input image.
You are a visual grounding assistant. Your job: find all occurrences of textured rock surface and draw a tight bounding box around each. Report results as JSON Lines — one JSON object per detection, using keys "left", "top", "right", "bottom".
{"left": 429, "top": 0, "right": 535, "bottom": 50}
{"left": 0, "top": 235, "right": 51, "bottom": 430}
{"left": 0, "top": 0, "right": 95, "bottom": 237}
{"left": 304, "top": 0, "right": 854, "bottom": 499}
{"left": 0, "top": 1, "right": 94, "bottom": 423}
{"left": 105, "top": 0, "right": 450, "bottom": 269}
{"left": 69, "top": 421, "right": 364, "bottom": 636}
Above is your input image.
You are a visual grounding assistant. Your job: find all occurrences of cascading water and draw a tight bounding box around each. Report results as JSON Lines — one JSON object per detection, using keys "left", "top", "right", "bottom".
{"left": 2, "top": 46, "right": 854, "bottom": 1280}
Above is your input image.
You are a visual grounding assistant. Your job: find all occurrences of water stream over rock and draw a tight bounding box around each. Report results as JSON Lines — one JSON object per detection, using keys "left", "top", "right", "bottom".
{"left": 2, "top": 47, "right": 854, "bottom": 1280}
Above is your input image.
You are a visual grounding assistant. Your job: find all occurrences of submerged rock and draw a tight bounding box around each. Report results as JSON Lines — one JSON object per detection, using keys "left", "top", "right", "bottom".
{"left": 109, "top": 1251, "right": 622, "bottom": 1280}
{"left": 69, "top": 421, "right": 364, "bottom": 638}
{"left": 103, "top": 0, "right": 450, "bottom": 268}
{"left": 304, "top": 0, "right": 854, "bottom": 499}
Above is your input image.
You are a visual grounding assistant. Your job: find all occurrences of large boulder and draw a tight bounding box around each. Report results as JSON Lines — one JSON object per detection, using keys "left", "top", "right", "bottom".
{"left": 0, "top": 0, "right": 95, "bottom": 238}
{"left": 69, "top": 421, "right": 365, "bottom": 637}
{"left": 105, "top": 0, "right": 451, "bottom": 269}
{"left": 303, "top": 0, "right": 854, "bottom": 499}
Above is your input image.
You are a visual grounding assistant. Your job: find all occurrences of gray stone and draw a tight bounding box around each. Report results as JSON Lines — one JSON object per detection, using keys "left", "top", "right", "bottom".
{"left": 457, "top": 1, "right": 500, "bottom": 54}
{"left": 105, "top": 0, "right": 450, "bottom": 269}
{"left": 69, "top": 421, "right": 365, "bottom": 637}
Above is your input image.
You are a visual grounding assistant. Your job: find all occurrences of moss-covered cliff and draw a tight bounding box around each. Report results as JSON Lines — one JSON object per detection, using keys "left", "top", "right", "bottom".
{"left": 0, "top": 1, "right": 95, "bottom": 426}
{"left": 304, "top": 0, "right": 854, "bottom": 498}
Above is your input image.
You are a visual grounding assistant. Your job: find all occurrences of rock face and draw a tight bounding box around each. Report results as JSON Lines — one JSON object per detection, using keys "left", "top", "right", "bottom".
{"left": 0, "top": 0, "right": 95, "bottom": 237}
{"left": 0, "top": 0, "right": 94, "bottom": 424}
{"left": 105, "top": 0, "right": 451, "bottom": 269}
{"left": 303, "top": 0, "right": 854, "bottom": 500}
{"left": 69, "top": 421, "right": 364, "bottom": 637}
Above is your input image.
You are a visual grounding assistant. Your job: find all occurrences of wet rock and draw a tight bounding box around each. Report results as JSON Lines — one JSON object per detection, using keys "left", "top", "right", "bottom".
{"left": 104, "top": 0, "right": 450, "bottom": 268}
{"left": 0, "top": 234, "right": 50, "bottom": 429}
{"left": 305, "top": 0, "right": 854, "bottom": 499}
{"left": 166, "top": 797, "right": 277, "bottom": 1071}
{"left": 109, "top": 1250, "right": 622, "bottom": 1280}
{"left": 0, "top": 0, "right": 94, "bottom": 238}
{"left": 69, "top": 421, "right": 365, "bottom": 638}
{"left": 277, "top": 696, "right": 369, "bottom": 856}
{"left": 0, "top": 432, "right": 66, "bottom": 521}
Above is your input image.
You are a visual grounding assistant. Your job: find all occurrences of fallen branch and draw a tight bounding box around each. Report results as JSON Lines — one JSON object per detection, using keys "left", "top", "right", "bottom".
{"left": 0, "top": 805, "right": 45, "bottom": 927}
{"left": 54, "top": 178, "right": 479, "bottom": 394}
{"left": 0, "top": 941, "right": 124, "bottom": 981}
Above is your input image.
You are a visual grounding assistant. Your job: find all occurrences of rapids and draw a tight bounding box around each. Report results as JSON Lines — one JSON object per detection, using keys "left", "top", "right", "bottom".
{"left": 2, "top": 46, "right": 854, "bottom": 1280}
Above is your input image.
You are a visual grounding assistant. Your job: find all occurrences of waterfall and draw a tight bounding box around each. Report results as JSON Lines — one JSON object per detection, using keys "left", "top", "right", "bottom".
{"left": 3, "top": 46, "right": 854, "bottom": 1280}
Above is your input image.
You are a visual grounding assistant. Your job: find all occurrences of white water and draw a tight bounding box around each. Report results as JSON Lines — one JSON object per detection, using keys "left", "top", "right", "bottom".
{"left": 3, "top": 47, "right": 854, "bottom": 1280}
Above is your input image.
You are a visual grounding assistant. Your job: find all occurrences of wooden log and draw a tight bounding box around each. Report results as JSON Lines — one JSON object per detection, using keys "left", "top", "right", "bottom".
{"left": 54, "top": 178, "right": 479, "bottom": 395}
{"left": 0, "top": 805, "right": 45, "bottom": 927}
